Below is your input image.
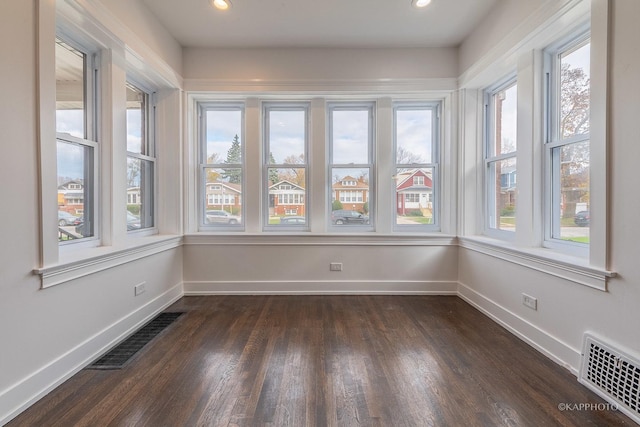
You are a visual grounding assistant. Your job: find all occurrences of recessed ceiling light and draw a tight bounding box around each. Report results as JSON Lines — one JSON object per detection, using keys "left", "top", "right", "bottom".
{"left": 412, "top": 0, "right": 432, "bottom": 8}
{"left": 210, "top": 0, "right": 231, "bottom": 11}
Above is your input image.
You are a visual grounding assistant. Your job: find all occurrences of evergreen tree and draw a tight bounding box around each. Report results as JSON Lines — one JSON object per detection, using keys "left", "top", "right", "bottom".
{"left": 268, "top": 152, "right": 279, "bottom": 184}
{"left": 222, "top": 134, "right": 242, "bottom": 184}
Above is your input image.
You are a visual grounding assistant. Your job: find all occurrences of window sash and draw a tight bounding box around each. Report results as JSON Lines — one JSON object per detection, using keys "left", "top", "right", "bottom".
{"left": 329, "top": 103, "right": 374, "bottom": 229}
{"left": 484, "top": 79, "right": 517, "bottom": 237}
{"left": 393, "top": 103, "right": 440, "bottom": 230}
{"left": 544, "top": 33, "right": 591, "bottom": 251}
{"left": 56, "top": 35, "right": 99, "bottom": 244}
{"left": 263, "top": 104, "right": 309, "bottom": 230}
{"left": 126, "top": 81, "right": 156, "bottom": 231}
{"left": 199, "top": 104, "right": 245, "bottom": 229}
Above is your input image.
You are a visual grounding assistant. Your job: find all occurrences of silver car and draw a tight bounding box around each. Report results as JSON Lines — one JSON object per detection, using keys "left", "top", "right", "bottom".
{"left": 205, "top": 210, "right": 241, "bottom": 224}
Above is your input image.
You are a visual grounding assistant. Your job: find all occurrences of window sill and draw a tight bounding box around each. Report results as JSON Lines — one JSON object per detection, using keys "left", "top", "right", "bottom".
{"left": 183, "top": 232, "right": 457, "bottom": 247}
{"left": 34, "top": 234, "right": 183, "bottom": 289}
{"left": 458, "top": 236, "right": 616, "bottom": 291}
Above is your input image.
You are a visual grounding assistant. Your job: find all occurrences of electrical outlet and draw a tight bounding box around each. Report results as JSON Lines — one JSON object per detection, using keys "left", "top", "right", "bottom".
{"left": 522, "top": 293, "right": 537, "bottom": 310}
{"left": 330, "top": 262, "right": 343, "bottom": 271}
{"left": 134, "top": 282, "right": 146, "bottom": 296}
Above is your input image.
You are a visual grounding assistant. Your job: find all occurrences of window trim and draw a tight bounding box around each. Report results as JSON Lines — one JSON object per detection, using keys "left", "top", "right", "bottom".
{"left": 392, "top": 101, "right": 441, "bottom": 232}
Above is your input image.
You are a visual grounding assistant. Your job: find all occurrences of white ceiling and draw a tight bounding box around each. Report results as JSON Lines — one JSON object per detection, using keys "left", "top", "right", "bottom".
{"left": 140, "top": 0, "right": 499, "bottom": 49}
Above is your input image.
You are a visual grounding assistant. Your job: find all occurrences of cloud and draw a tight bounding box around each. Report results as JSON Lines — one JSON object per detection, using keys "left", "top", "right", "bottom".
{"left": 206, "top": 110, "right": 243, "bottom": 161}
{"left": 396, "top": 109, "right": 432, "bottom": 163}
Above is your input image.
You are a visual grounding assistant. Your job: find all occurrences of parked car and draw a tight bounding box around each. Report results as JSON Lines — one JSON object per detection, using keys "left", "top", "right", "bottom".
{"left": 127, "top": 211, "right": 141, "bottom": 231}
{"left": 280, "top": 216, "right": 306, "bottom": 225}
{"left": 206, "top": 209, "right": 241, "bottom": 224}
{"left": 331, "top": 209, "right": 369, "bottom": 225}
{"left": 58, "top": 211, "right": 79, "bottom": 226}
{"left": 574, "top": 210, "right": 590, "bottom": 227}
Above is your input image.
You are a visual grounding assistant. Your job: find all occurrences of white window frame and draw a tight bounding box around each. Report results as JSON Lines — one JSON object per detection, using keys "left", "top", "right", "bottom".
{"left": 543, "top": 29, "right": 591, "bottom": 257}
{"left": 263, "top": 102, "right": 310, "bottom": 231}
{"left": 198, "top": 102, "right": 245, "bottom": 230}
{"left": 328, "top": 102, "right": 375, "bottom": 231}
{"left": 55, "top": 35, "right": 100, "bottom": 248}
{"left": 393, "top": 102, "right": 440, "bottom": 232}
{"left": 483, "top": 76, "right": 517, "bottom": 241}
{"left": 125, "top": 80, "right": 157, "bottom": 234}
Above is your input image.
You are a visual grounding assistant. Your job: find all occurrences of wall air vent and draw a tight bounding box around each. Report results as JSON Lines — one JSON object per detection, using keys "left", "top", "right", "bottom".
{"left": 579, "top": 334, "right": 640, "bottom": 424}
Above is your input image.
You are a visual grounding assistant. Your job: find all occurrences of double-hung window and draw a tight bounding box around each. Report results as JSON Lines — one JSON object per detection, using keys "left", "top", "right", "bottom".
{"left": 200, "top": 104, "right": 245, "bottom": 229}
{"left": 484, "top": 79, "right": 517, "bottom": 237}
{"left": 264, "top": 103, "right": 309, "bottom": 229}
{"left": 545, "top": 33, "right": 591, "bottom": 249}
{"left": 328, "top": 103, "right": 374, "bottom": 229}
{"left": 126, "top": 82, "right": 155, "bottom": 232}
{"left": 55, "top": 37, "right": 99, "bottom": 242}
{"left": 394, "top": 103, "right": 440, "bottom": 230}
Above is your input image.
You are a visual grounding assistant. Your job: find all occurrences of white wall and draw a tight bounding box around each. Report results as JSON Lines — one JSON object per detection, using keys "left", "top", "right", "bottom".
{"left": 183, "top": 46, "right": 457, "bottom": 90}
{"left": 0, "top": 1, "right": 184, "bottom": 424}
{"left": 97, "top": 0, "right": 183, "bottom": 78}
{"left": 183, "top": 237, "right": 458, "bottom": 295}
{"left": 457, "top": 0, "right": 640, "bottom": 374}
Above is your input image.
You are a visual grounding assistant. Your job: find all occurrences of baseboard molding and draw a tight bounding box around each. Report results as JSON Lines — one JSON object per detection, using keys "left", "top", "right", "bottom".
{"left": 457, "top": 281, "right": 581, "bottom": 376}
{"left": 184, "top": 280, "right": 459, "bottom": 295}
{"left": 0, "top": 282, "right": 184, "bottom": 427}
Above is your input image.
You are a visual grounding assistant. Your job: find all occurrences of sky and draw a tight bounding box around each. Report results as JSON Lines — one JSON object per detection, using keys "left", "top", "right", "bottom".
{"left": 206, "top": 106, "right": 434, "bottom": 169}
{"left": 57, "top": 109, "right": 143, "bottom": 180}
{"left": 395, "top": 109, "right": 433, "bottom": 164}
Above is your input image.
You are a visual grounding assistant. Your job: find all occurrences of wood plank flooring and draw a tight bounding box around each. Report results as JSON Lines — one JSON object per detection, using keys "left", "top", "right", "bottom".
{"left": 8, "top": 296, "right": 634, "bottom": 426}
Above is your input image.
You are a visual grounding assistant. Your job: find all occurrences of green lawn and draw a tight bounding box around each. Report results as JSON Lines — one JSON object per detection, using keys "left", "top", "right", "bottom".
{"left": 562, "top": 236, "right": 590, "bottom": 244}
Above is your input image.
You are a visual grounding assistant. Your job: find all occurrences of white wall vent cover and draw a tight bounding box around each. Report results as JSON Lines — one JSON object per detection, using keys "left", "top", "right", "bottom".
{"left": 579, "top": 333, "right": 640, "bottom": 424}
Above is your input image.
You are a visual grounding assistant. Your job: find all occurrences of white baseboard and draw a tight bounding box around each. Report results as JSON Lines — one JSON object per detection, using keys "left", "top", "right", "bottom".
{"left": 184, "top": 280, "right": 459, "bottom": 295}
{"left": 457, "top": 281, "right": 581, "bottom": 376}
{"left": 0, "top": 282, "right": 184, "bottom": 427}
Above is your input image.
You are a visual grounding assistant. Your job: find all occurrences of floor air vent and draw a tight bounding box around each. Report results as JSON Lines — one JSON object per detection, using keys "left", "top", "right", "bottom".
{"left": 87, "top": 312, "right": 183, "bottom": 370}
{"left": 579, "top": 334, "right": 640, "bottom": 424}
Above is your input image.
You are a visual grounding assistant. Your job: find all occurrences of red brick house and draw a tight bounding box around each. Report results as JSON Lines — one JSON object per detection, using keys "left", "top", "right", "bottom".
{"left": 395, "top": 169, "right": 433, "bottom": 217}
{"left": 332, "top": 175, "right": 369, "bottom": 212}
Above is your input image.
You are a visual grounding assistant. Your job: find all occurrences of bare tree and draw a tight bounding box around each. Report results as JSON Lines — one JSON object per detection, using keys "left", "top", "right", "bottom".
{"left": 396, "top": 146, "right": 426, "bottom": 164}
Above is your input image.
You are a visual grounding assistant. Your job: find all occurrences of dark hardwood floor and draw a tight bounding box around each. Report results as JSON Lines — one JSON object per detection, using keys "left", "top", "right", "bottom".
{"left": 9, "top": 296, "right": 633, "bottom": 426}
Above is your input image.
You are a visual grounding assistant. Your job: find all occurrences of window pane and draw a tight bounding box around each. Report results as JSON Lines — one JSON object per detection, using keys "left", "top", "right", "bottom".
{"left": 560, "top": 41, "right": 590, "bottom": 139}
{"left": 205, "top": 168, "right": 243, "bottom": 225}
{"left": 126, "top": 84, "right": 145, "bottom": 154}
{"left": 395, "top": 168, "right": 433, "bottom": 225}
{"left": 331, "top": 109, "right": 370, "bottom": 164}
{"left": 268, "top": 110, "right": 305, "bottom": 164}
{"left": 206, "top": 110, "right": 243, "bottom": 164}
{"left": 127, "top": 157, "right": 154, "bottom": 230}
{"left": 55, "top": 39, "right": 85, "bottom": 138}
{"left": 331, "top": 168, "right": 370, "bottom": 225}
{"left": 396, "top": 109, "right": 432, "bottom": 164}
{"left": 488, "top": 158, "right": 517, "bottom": 231}
{"left": 553, "top": 141, "right": 590, "bottom": 242}
{"left": 268, "top": 168, "right": 306, "bottom": 224}
{"left": 57, "top": 140, "right": 93, "bottom": 240}
{"left": 490, "top": 83, "right": 517, "bottom": 156}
